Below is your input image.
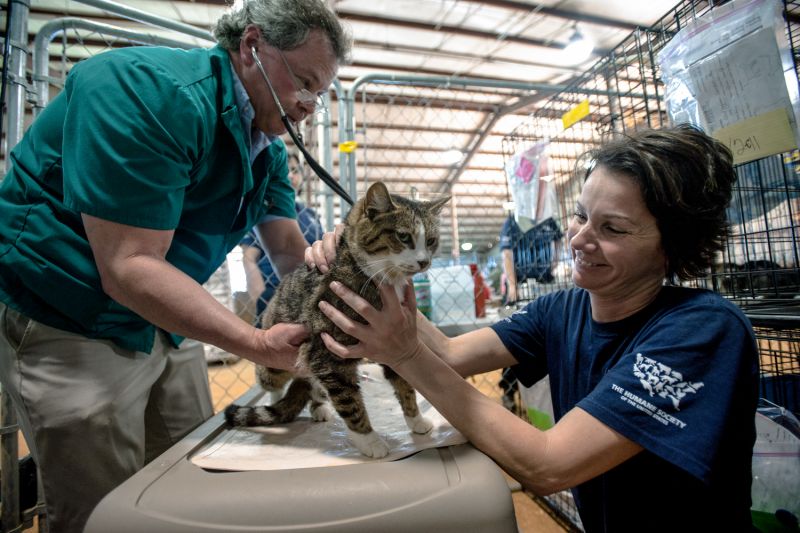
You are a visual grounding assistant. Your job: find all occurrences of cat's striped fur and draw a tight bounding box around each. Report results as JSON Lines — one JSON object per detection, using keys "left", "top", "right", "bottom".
{"left": 225, "top": 182, "right": 449, "bottom": 458}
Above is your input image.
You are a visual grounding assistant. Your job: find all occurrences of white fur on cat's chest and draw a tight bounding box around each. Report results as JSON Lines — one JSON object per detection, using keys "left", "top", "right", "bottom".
{"left": 392, "top": 281, "right": 407, "bottom": 303}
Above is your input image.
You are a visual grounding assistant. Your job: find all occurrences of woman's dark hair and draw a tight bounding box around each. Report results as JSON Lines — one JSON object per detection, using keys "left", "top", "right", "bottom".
{"left": 581, "top": 124, "right": 736, "bottom": 282}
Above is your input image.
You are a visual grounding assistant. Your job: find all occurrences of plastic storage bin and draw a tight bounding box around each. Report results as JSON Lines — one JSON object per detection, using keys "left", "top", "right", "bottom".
{"left": 84, "top": 387, "right": 518, "bottom": 533}
{"left": 429, "top": 265, "right": 477, "bottom": 326}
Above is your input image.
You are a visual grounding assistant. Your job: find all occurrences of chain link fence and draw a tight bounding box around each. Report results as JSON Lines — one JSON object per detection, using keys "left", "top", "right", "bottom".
{"left": 1, "top": 8, "right": 527, "bottom": 421}
{"left": 8, "top": 1, "right": 800, "bottom": 531}
{"left": 343, "top": 75, "right": 550, "bottom": 408}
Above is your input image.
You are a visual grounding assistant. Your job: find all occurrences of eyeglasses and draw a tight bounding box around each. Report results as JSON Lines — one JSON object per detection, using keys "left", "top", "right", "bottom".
{"left": 276, "top": 50, "right": 327, "bottom": 113}
{"left": 250, "top": 45, "right": 327, "bottom": 115}
{"left": 249, "top": 45, "right": 356, "bottom": 207}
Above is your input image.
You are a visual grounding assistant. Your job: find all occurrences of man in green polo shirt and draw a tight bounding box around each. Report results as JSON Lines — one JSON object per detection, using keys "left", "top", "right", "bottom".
{"left": 0, "top": 1, "right": 351, "bottom": 531}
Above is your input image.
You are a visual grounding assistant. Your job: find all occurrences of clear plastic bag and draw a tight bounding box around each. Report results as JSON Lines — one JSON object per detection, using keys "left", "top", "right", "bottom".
{"left": 751, "top": 399, "right": 800, "bottom": 519}
{"left": 657, "top": 0, "right": 800, "bottom": 163}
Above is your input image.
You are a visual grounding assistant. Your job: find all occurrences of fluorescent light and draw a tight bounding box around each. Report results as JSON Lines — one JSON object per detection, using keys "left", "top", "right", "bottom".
{"left": 562, "top": 25, "right": 593, "bottom": 65}
{"left": 461, "top": 242, "right": 473, "bottom": 251}
{"left": 442, "top": 149, "right": 464, "bottom": 165}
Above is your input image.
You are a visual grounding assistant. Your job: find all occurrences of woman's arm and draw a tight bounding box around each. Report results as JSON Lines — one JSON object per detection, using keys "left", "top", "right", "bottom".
{"left": 415, "top": 312, "right": 517, "bottom": 377}
{"left": 319, "top": 281, "right": 642, "bottom": 495}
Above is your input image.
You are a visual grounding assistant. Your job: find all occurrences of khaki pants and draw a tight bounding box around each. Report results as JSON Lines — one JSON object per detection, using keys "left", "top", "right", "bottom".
{"left": 0, "top": 303, "right": 213, "bottom": 533}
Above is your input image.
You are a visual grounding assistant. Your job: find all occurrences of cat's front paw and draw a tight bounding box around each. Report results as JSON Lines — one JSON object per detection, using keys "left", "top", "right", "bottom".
{"left": 311, "top": 403, "right": 334, "bottom": 422}
{"left": 405, "top": 414, "right": 434, "bottom": 434}
{"left": 349, "top": 430, "right": 390, "bottom": 458}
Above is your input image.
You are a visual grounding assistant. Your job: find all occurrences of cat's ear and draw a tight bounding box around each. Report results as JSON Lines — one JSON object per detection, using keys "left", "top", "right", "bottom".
{"left": 364, "top": 182, "right": 396, "bottom": 219}
{"left": 426, "top": 195, "right": 451, "bottom": 215}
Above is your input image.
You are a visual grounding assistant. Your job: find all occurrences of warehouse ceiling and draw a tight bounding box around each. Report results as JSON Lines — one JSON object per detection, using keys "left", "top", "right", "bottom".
{"left": 21, "top": 0, "right": 686, "bottom": 256}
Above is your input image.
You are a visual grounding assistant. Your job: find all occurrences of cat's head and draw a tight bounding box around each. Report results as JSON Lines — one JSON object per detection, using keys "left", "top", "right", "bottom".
{"left": 345, "top": 182, "right": 450, "bottom": 284}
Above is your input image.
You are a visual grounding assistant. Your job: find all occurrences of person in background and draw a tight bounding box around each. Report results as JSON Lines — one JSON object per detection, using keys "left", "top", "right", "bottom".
{"left": 498, "top": 214, "right": 522, "bottom": 410}
{"left": 499, "top": 213, "right": 520, "bottom": 305}
{"left": 469, "top": 263, "right": 491, "bottom": 319}
{"left": 313, "top": 125, "right": 759, "bottom": 532}
{"left": 0, "top": 1, "right": 350, "bottom": 531}
{"left": 240, "top": 152, "right": 325, "bottom": 323}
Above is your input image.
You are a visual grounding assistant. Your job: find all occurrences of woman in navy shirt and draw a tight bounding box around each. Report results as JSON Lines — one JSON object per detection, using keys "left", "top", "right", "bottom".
{"left": 317, "top": 125, "right": 759, "bottom": 532}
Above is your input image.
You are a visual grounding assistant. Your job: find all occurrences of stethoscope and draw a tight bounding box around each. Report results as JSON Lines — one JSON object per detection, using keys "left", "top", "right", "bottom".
{"left": 250, "top": 46, "right": 355, "bottom": 206}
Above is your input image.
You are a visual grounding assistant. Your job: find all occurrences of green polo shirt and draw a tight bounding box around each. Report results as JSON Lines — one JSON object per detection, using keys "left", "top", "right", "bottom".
{"left": 0, "top": 45, "right": 295, "bottom": 353}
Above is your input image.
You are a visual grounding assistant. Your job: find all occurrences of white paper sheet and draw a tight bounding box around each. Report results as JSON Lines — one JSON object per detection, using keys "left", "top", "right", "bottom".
{"left": 191, "top": 365, "right": 467, "bottom": 471}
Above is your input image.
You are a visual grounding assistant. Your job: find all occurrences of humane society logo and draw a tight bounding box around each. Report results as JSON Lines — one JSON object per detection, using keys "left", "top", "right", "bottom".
{"left": 632, "top": 353, "right": 704, "bottom": 410}
{"left": 610, "top": 353, "right": 704, "bottom": 429}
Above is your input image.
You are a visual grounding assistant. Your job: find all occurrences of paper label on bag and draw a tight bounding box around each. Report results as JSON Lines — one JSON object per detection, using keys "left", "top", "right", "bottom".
{"left": 713, "top": 107, "right": 798, "bottom": 164}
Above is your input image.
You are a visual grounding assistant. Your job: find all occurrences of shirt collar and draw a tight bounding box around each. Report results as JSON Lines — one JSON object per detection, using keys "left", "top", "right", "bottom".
{"left": 229, "top": 63, "right": 275, "bottom": 164}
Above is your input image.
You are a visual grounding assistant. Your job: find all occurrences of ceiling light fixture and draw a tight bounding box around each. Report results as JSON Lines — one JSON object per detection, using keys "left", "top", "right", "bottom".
{"left": 442, "top": 149, "right": 464, "bottom": 165}
{"left": 562, "top": 23, "right": 593, "bottom": 65}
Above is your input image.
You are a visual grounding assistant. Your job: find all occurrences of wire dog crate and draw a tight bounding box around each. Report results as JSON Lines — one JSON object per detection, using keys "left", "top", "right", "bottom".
{"left": 502, "top": 0, "right": 800, "bottom": 528}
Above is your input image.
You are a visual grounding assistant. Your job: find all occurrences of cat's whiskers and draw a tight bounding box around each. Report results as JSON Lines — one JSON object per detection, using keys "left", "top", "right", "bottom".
{"left": 358, "top": 264, "right": 394, "bottom": 296}
{"left": 360, "top": 265, "right": 391, "bottom": 296}
{"left": 358, "top": 257, "right": 396, "bottom": 295}
{"left": 360, "top": 256, "right": 393, "bottom": 271}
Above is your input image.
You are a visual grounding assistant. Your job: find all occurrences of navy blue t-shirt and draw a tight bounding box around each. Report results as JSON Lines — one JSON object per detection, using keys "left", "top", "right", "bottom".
{"left": 499, "top": 215, "right": 521, "bottom": 251}
{"left": 491, "top": 286, "right": 759, "bottom": 532}
{"left": 240, "top": 202, "right": 324, "bottom": 316}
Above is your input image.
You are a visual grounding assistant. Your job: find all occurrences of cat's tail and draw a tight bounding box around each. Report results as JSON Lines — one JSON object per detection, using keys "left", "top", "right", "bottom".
{"left": 224, "top": 378, "right": 313, "bottom": 427}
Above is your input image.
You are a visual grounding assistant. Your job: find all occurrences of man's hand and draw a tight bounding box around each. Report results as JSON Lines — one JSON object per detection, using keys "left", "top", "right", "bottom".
{"left": 251, "top": 322, "right": 309, "bottom": 371}
{"left": 304, "top": 224, "right": 344, "bottom": 273}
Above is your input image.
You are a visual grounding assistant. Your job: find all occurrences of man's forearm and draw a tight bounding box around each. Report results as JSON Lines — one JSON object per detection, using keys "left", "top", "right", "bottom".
{"left": 102, "top": 254, "right": 259, "bottom": 358}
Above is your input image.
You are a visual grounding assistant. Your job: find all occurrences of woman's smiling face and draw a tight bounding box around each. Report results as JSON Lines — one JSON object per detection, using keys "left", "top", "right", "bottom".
{"left": 567, "top": 165, "right": 667, "bottom": 300}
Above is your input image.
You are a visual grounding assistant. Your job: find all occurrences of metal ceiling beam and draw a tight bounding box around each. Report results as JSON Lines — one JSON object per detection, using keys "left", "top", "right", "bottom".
{"left": 435, "top": 83, "right": 565, "bottom": 195}
{"left": 456, "top": 0, "right": 641, "bottom": 31}
{"left": 341, "top": 161, "right": 508, "bottom": 172}
{"left": 346, "top": 60, "right": 554, "bottom": 85}
{"left": 335, "top": 10, "right": 612, "bottom": 56}
{"left": 352, "top": 39, "right": 584, "bottom": 74}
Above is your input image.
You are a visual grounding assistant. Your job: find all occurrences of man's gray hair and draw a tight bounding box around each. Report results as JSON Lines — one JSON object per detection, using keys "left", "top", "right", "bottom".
{"left": 213, "top": 0, "right": 351, "bottom": 64}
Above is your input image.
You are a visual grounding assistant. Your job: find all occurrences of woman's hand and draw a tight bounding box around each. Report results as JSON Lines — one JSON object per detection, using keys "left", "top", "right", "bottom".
{"left": 318, "top": 280, "right": 424, "bottom": 368}
{"left": 304, "top": 224, "right": 344, "bottom": 273}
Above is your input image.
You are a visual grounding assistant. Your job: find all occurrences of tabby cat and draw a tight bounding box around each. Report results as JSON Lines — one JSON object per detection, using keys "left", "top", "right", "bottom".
{"left": 225, "top": 182, "right": 450, "bottom": 458}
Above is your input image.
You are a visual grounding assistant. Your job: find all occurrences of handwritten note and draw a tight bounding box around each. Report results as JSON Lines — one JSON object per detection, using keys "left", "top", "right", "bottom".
{"left": 713, "top": 108, "right": 797, "bottom": 164}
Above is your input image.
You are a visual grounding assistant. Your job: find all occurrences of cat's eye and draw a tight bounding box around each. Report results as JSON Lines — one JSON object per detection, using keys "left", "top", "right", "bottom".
{"left": 426, "top": 237, "right": 437, "bottom": 247}
{"left": 396, "top": 232, "right": 413, "bottom": 245}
